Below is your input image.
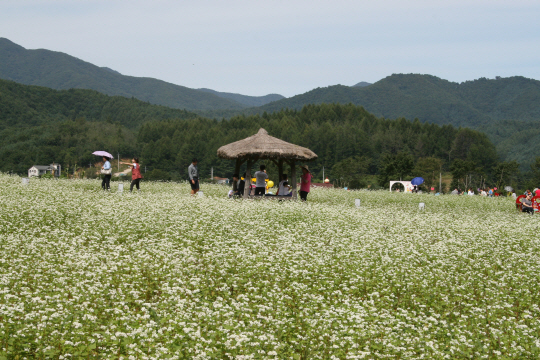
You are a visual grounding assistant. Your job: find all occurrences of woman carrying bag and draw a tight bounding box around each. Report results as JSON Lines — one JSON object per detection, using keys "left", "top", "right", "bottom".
{"left": 121, "top": 158, "right": 143, "bottom": 192}
{"left": 101, "top": 156, "right": 112, "bottom": 190}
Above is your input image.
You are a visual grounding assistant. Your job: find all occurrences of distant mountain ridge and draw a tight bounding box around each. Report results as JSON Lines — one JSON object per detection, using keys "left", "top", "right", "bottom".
{"left": 237, "top": 74, "right": 540, "bottom": 168}
{"left": 0, "top": 38, "right": 281, "bottom": 111}
{"left": 251, "top": 74, "right": 540, "bottom": 127}
{"left": 352, "top": 81, "right": 372, "bottom": 87}
{"left": 197, "top": 88, "right": 284, "bottom": 107}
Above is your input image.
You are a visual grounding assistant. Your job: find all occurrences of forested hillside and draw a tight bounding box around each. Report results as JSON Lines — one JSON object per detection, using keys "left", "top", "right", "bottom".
{"left": 253, "top": 74, "right": 540, "bottom": 126}
{"left": 137, "top": 104, "right": 502, "bottom": 190}
{"left": 220, "top": 74, "right": 539, "bottom": 169}
{"left": 0, "top": 38, "right": 246, "bottom": 111}
{"left": 0, "top": 79, "right": 197, "bottom": 173}
{"left": 2, "top": 80, "right": 531, "bottom": 191}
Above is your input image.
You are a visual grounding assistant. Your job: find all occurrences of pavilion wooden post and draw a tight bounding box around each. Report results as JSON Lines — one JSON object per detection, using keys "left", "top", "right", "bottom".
{"left": 234, "top": 158, "right": 241, "bottom": 177}
{"left": 290, "top": 160, "right": 297, "bottom": 200}
{"left": 278, "top": 159, "right": 284, "bottom": 184}
{"left": 244, "top": 159, "right": 252, "bottom": 199}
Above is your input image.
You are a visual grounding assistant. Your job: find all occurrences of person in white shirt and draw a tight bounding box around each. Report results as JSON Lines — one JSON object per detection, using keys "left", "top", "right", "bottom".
{"left": 254, "top": 165, "right": 268, "bottom": 195}
{"left": 276, "top": 174, "right": 291, "bottom": 196}
{"left": 467, "top": 188, "right": 474, "bottom": 196}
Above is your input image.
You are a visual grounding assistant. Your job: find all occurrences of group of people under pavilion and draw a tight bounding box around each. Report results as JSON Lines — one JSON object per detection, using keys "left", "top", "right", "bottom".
{"left": 217, "top": 128, "right": 317, "bottom": 200}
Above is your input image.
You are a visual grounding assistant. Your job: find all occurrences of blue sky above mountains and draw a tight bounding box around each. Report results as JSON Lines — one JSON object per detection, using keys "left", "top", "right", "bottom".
{"left": 1, "top": 0, "right": 539, "bottom": 97}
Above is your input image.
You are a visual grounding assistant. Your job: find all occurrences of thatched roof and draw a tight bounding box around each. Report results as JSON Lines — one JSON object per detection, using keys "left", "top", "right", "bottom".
{"left": 217, "top": 128, "right": 318, "bottom": 161}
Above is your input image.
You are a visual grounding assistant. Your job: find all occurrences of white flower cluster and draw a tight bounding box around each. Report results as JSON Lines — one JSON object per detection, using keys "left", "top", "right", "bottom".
{"left": 0, "top": 174, "right": 539, "bottom": 359}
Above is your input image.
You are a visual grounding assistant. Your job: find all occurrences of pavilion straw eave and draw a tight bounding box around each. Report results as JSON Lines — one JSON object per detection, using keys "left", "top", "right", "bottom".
{"left": 217, "top": 128, "right": 318, "bottom": 200}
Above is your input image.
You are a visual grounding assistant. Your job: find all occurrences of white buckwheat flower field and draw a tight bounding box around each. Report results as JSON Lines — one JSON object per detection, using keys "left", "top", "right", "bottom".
{"left": 1, "top": 174, "right": 539, "bottom": 359}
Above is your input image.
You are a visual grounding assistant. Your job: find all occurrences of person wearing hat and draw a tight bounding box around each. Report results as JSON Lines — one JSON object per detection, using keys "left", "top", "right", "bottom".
{"left": 300, "top": 165, "right": 312, "bottom": 201}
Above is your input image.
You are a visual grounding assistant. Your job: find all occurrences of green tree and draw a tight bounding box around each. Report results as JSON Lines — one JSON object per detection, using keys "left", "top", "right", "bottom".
{"left": 413, "top": 157, "right": 443, "bottom": 191}
{"left": 492, "top": 161, "right": 520, "bottom": 190}
{"left": 450, "top": 159, "right": 477, "bottom": 190}
{"left": 377, "top": 152, "right": 414, "bottom": 187}
{"left": 331, "top": 156, "right": 371, "bottom": 188}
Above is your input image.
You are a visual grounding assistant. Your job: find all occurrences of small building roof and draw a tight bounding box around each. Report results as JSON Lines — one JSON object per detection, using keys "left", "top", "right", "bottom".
{"left": 217, "top": 128, "right": 317, "bottom": 161}
{"left": 31, "top": 165, "right": 53, "bottom": 170}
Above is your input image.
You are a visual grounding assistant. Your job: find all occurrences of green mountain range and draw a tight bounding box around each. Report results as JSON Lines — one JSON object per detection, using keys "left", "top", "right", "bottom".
{"left": 2, "top": 37, "right": 540, "bottom": 170}
{"left": 253, "top": 74, "right": 540, "bottom": 127}
{"left": 0, "top": 38, "right": 282, "bottom": 111}
{"left": 235, "top": 74, "right": 539, "bottom": 169}
{"left": 1, "top": 78, "right": 505, "bottom": 192}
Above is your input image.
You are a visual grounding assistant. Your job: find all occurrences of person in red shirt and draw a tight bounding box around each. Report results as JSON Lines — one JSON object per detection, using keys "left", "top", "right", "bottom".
{"left": 121, "top": 158, "right": 143, "bottom": 192}
{"left": 300, "top": 165, "right": 312, "bottom": 201}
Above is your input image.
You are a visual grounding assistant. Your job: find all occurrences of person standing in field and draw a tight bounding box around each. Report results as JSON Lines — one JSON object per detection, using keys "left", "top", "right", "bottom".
{"left": 300, "top": 165, "right": 312, "bottom": 201}
{"left": 254, "top": 165, "right": 268, "bottom": 196}
{"left": 101, "top": 156, "right": 112, "bottom": 190}
{"left": 234, "top": 172, "right": 246, "bottom": 197}
{"left": 188, "top": 158, "right": 199, "bottom": 196}
{"left": 121, "top": 158, "right": 143, "bottom": 192}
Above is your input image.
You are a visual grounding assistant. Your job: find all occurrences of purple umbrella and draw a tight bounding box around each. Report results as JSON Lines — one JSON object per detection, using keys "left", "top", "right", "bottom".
{"left": 411, "top": 177, "right": 424, "bottom": 186}
{"left": 92, "top": 151, "right": 114, "bottom": 159}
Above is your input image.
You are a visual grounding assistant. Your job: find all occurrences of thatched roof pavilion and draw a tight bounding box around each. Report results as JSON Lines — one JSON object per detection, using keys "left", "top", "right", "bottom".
{"left": 217, "top": 128, "right": 318, "bottom": 199}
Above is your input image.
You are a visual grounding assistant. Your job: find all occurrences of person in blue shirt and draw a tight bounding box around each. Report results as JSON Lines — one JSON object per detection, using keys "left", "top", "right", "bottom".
{"left": 101, "top": 156, "right": 112, "bottom": 190}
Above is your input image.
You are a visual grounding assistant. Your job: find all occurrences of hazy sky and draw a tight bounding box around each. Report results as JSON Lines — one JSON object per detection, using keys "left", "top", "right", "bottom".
{"left": 1, "top": 0, "right": 539, "bottom": 97}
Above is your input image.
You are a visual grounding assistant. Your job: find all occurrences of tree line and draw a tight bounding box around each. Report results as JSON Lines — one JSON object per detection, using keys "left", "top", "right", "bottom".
{"left": 1, "top": 78, "right": 537, "bottom": 191}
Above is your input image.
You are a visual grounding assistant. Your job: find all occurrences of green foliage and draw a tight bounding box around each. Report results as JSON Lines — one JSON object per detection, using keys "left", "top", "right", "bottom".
{"left": 377, "top": 152, "right": 415, "bottom": 186}
{"left": 240, "top": 74, "right": 540, "bottom": 169}
{"left": 450, "top": 159, "right": 479, "bottom": 190}
{"left": 144, "top": 169, "right": 172, "bottom": 181}
{"left": 492, "top": 161, "right": 520, "bottom": 190}
{"left": 0, "top": 80, "right": 508, "bottom": 191}
{"left": 0, "top": 79, "right": 199, "bottom": 174}
{"left": 0, "top": 78, "right": 197, "bottom": 130}
{"left": 413, "top": 157, "right": 443, "bottom": 191}
{"left": 331, "top": 156, "right": 371, "bottom": 188}
{"left": 254, "top": 74, "right": 540, "bottom": 127}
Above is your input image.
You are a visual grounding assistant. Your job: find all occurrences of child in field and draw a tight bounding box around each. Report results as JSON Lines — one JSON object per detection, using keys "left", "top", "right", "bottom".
{"left": 276, "top": 174, "right": 291, "bottom": 196}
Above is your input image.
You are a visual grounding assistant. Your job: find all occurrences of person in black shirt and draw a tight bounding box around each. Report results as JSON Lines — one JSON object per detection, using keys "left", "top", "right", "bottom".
{"left": 234, "top": 173, "right": 246, "bottom": 197}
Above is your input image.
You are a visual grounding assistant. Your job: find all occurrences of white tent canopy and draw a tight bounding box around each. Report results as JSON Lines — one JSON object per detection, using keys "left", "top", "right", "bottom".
{"left": 389, "top": 181, "right": 414, "bottom": 193}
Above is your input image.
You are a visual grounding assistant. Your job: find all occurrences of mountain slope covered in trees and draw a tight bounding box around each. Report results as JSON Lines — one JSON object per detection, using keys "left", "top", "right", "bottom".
{"left": 1, "top": 79, "right": 515, "bottom": 192}
{"left": 0, "top": 38, "right": 262, "bottom": 111}
{"left": 0, "top": 79, "right": 199, "bottom": 173}
{"left": 252, "top": 74, "right": 540, "bottom": 127}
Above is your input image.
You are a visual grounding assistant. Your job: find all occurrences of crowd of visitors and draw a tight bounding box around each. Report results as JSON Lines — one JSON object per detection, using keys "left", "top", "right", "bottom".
{"left": 451, "top": 187, "right": 506, "bottom": 197}
{"left": 227, "top": 163, "right": 313, "bottom": 200}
